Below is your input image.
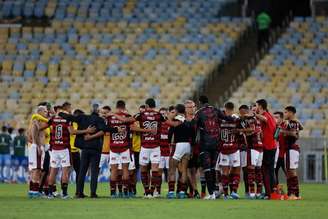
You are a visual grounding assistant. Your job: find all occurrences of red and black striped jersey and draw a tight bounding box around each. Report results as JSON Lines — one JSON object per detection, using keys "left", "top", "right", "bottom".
{"left": 48, "top": 115, "right": 71, "bottom": 150}
{"left": 134, "top": 109, "right": 165, "bottom": 149}
{"left": 160, "top": 121, "right": 171, "bottom": 157}
{"left": 219, "top": 119, "right": 240, "bottom": 155}
{"left": 107, "top": 112, "right": 133, "bottom": 153}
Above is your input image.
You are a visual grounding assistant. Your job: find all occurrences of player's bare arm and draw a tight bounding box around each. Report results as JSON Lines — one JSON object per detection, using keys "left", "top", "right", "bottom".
{"left": 84, "top": 130, "right": 105, "bottom": 141}
{"left": 31, "top": 120, "right": 40, "bottom": 144}
{"left": 130, "top": 124, "right": 156, "bottom": 134}
{"left": 113, "top": 114, "right": 136, "bottom": 123}
{"left": 255, "top": 113, "right": 267, "bottom": 123}
{"left": 70, "top": 125, "right": 96, "bottom": 135}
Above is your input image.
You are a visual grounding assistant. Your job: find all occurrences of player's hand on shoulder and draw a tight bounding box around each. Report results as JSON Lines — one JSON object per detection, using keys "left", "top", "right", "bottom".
{"left": 84, "top": 134, "right": 91, "bottom": 141}
{"left": 86, "top": 125, "right": 96, "bottom": 134}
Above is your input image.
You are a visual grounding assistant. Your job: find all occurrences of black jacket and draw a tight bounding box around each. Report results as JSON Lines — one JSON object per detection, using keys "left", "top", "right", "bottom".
{"left": 195, "top": 104, "right": 234, "bottom": 149}
{"left": 59, "top": 112, "right": 118, "bottom": 152}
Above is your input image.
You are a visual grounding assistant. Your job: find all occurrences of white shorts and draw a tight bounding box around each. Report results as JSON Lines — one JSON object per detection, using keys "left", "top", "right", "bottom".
{"left": 159, "top": 156, "right": 170, "bottom": 169}
{"left": 28, "top": 144, "right": 44, "bottom": 171}
{"left": 240, "top": 150, "right": 247, "bottom": 168}
{"left": 249, "top": 149, "right": 263, "bottom": 167}
{"left": 110, "top": 149, "right": 131, "bottom": 165}
{"left": 118, "top": 153, "right": 135, "bottom": 170}
{"left": 274, "top": 147, "right": 280, "bottom": 168}
{"left": 173, "top": 142, "right": 191, "bottom": 161}
{"left": 139, "top": 146, "right": 160, "bottom": 166}
{"left": 285, "top": 149, "right": 299, "bottom": 169}
{"left": 219, "top": 150, "right": 240, "bottom": 167}
{"left": 99, "top": 153, "right": 110, "bottom": 168}
{"left": 50, "top": 148, "right": 71, "bottom": 168}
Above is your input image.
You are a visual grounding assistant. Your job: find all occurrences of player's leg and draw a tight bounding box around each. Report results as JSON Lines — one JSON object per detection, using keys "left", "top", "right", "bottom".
{"left": 240, "top": 150, "right": 249, "bottom": 196}
{"left": 48, "top": 150, "right": 59, "bottom": 198}
{"left": 121, "top": 163, "right": 130, "bottom": 197}
{"left": 28, "top": 144, "right": 42, "bottom": 197}
{"left": 39, "top": 150, "right": 50, "bottom": 195}
{"left": 247, "top": 149, "right": 257, "bottom": 199}
{"left": 128, "top": 152, "right": 136, "bottom": 197}
{"left": 220, "top": 165, "right": 230, "bottom": 199}
{"left": 110, "top": 164, "right": 119, "bottom": 197}
{"left": 149, "top": 147, "right": 161, "bottom": 197}
{"left": 89, "top": 151, "right": 101, "bottom": 198}
{"left": 177, "top": 155, "right": 189, "bottom": 199}
{"left": 199, "top": 168, "right": 206, "bottom": 198}
{"left": 139, "top": 148, "right": 151, "bottom": 196}
{"left": 60, "top": 149, "right": 71, "bottom": 199}
{"left": 167, "top": 156, "right": 178, "bottom": 198}
{"left": 229, "top": 151, "right": 241, "bottom": 199}
{"left": 214, "top": 153, "right": 222, "bottom": 198}
{"left": 200, "top": 150, "right": 216, "bottom": 199}
{"left": 2, "top": 154, "right": 11, "bottom": 183}
{"left": 157, "top": 156, "right": 165, "bottom": 197}
{"left": 47, "top": 167, "right": 58, "bottom": 198}
{"left": 286, "top": 149, "right": 300, "bottom": 200}
{"left": 120, "top": 150, "right": 131, "bottom": 198}
{"left": 255, "top": 151, "right": 264, "bottom": 198}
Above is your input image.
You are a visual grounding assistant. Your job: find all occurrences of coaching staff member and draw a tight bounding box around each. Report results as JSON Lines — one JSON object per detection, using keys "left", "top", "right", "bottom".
{"left": 255, "top": 99, "right": 277, "bottom": 198}
{"left": 59, "top": 104, "right": 119, "bottom": 198}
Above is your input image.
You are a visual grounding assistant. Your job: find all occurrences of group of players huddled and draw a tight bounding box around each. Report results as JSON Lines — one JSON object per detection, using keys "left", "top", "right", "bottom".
{"left": 26, "top": 95, "right": 303, "bottom": 200}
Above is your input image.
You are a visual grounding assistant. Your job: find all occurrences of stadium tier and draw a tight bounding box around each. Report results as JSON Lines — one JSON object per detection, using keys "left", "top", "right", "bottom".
{"left": 229, "top": 17, "right": 328, "bottom": 137}
{"left": 0, "top": 0, "right": 250, "bottom": 127}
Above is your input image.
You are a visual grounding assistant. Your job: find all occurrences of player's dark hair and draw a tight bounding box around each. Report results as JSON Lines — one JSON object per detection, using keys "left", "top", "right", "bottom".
{"left": 175, "top": 104, "right": 186, "bottom": 114}
{"left": 7, "top": 127, "right": 13, "bottom": 134}
{"left": 1, "top": 126, "right": 7, "bottom": 132}
{"left": 102, "top": 106, "right": 111, "bottom": 111}
{"left": 73, "top": 109, "right": 84, "bottom": 116}
{"left": 256, "top": 99, "right": 268, "bottom": 111}
{"left": 54, "top": 105, "right": 62, "bottom": 112}
{"left": 168, "top": 105, "right": 175, "bottom": 112}
{"left": 38, "top": 102, "right": 47, "bottom": 106}
{"left": 18, "top": 128, "right": 25, "bottom": 134}
{"left": 199, "top": 95, "right": 209, "bottom": 104}
{"left": 159, "top": 107, "right": 168, "bottom": 111}
{"left": 145, "top": 98, "right": 156, "bottom": 108}
{"left": 62, "top": 101, "right": 71, "bottom": 108}
{"left": 239, "top": 105, "right": 249, "bottom": 110}
{"left": 285, "top": 106, "right": 296, "bottom": 114}
{"left": 273, "top": 111, "right": 284, "bottom": 118}
{"left": 116, "top": 100, "right": 126, "bottom": 109}
{"left": 224, "top": 102, "right": 234, "bottom": 110}
{"left": 139, "top": 105, "right": 146, "bottom": 109}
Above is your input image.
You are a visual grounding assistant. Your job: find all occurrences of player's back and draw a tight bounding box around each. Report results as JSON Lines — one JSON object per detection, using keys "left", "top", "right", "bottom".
{"left": 135, "top": 109, "right": 164, "bottom": 148}
{"left": 219, "top": 118, "right": 239, "bottom": 154}
{"left": 49, "top": 115, "right": 71, "bottom": 150}
{"left": 107, "top": 112, "right": 132, "bottom": 152}
{"left": 195, "top": 104, "right": 220, "bottom": 147}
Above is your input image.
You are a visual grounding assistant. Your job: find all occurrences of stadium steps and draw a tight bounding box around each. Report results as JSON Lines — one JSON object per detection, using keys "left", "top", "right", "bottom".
{"left": 200, "top": 15, "right": 293, "bottom": 107}
{"left": 199, "top": 26, "right": 258, "bottom": 106}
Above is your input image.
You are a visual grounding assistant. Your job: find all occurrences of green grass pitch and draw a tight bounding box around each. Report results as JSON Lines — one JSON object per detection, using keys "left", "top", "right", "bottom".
{"left": 0, "top": 183, "right": 327, "bottom": 219}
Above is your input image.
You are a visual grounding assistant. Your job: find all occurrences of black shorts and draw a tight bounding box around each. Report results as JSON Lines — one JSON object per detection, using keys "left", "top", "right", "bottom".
{"left": 188, "top": 154, "right": 200, "bottom": 169}
{"left": 42, "top": 150, "right": 50, "bottom": 173}
{"left": 199, "top": 149, "right": 218, "bottom": 171}
{"left": 133, "top": 152, "right": 140, "bottom": 170}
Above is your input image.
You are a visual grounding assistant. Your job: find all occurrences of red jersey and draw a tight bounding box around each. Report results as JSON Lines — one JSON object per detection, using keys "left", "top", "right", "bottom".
{"left": 260, "top": 111, "right": 277, "bottom": 150}
{"left": 160, "top": 122, "right": 171, "bottom": 157}
{"left": 107, "top": 112, "right": 133, "bottom": 153}
{"left": 134, "top": 109, "right": 165, "bottom": 149}
{"left": 284, "top": 120, "right": 303, "bottom": 152}
{"left": 277, "top": 122, "right": 287, "bottom": 157}
{"left": 48, "top": 116, "right": 71, "bottom": 150}
{"left": 241, "top": 116, "right": 263, "bottom": 152}
{"left": 219, "top": 119, "right": 239, "bottom": 155}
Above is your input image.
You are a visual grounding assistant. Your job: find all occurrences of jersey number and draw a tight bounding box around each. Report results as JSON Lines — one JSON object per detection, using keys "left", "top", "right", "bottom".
{"left": 55, "top": 125, "right": 63, "bottom": 140}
